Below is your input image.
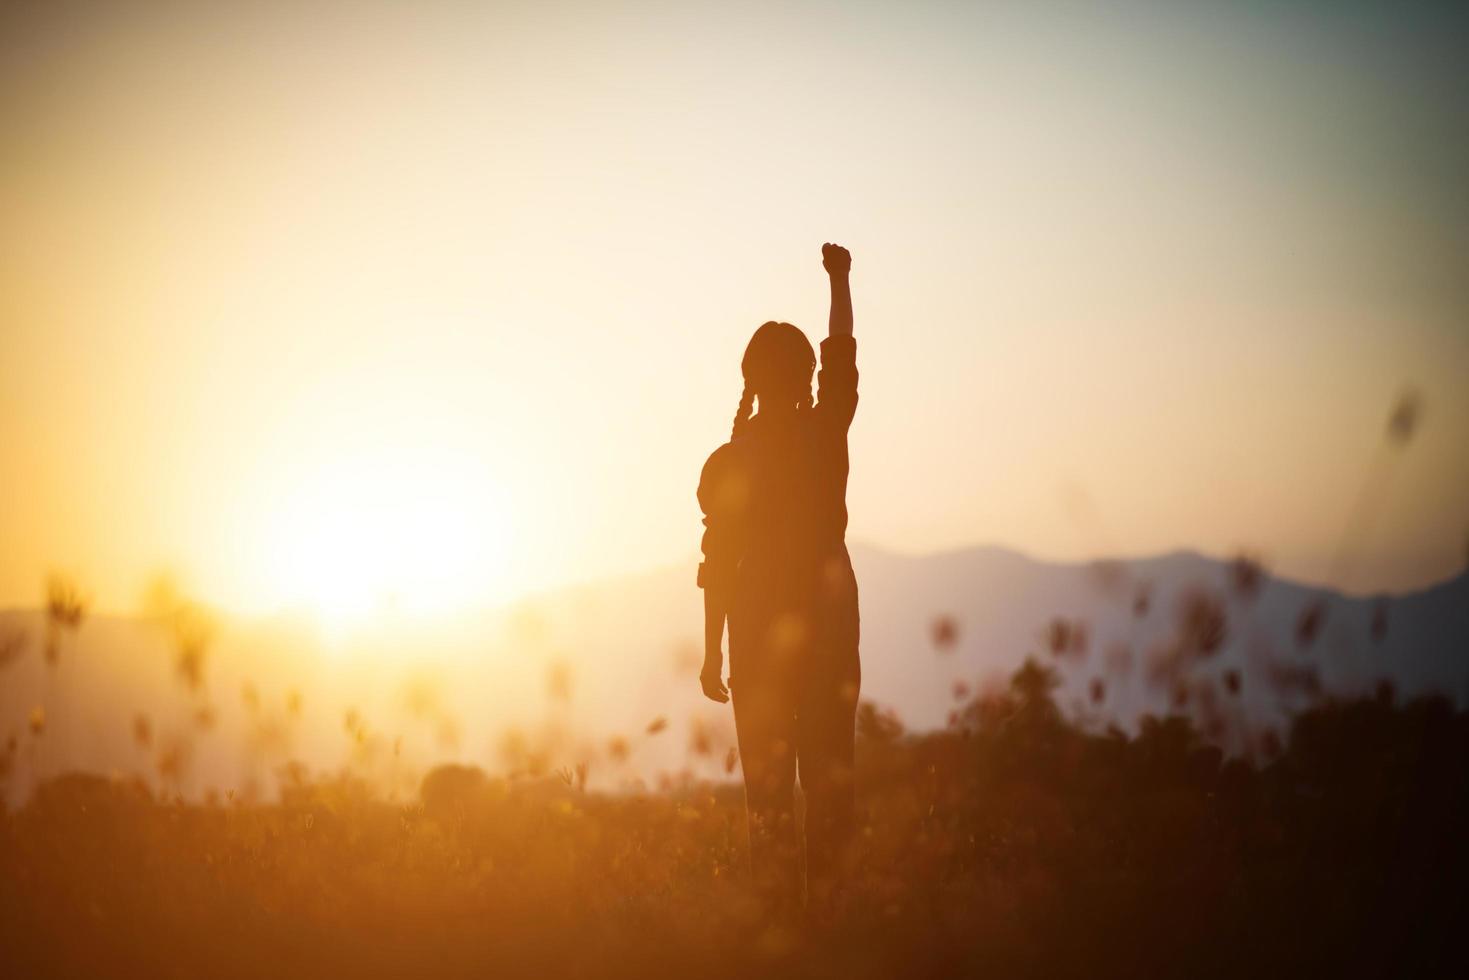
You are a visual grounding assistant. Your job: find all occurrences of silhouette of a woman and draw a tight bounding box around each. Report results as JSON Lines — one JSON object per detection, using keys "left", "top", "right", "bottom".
{"left": 697, "top": 243, "right": 859, "bottom": 911}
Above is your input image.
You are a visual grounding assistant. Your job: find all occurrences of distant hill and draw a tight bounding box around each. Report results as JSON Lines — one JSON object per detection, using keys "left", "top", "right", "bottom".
{"left": 2, "top": 544, "right": 1465, "bottom": 801}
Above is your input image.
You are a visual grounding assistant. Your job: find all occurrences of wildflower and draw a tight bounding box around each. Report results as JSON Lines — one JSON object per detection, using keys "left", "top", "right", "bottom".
{"left": 157, "top": 739, "right": 192, "bottom": 784}
{"left": 1046, "top": 618, "right": 1071, "bottom": 656}
{"left": 688, "top": 718, "right": 712, "bottom": 756}
{"left": 1229, "top": 554, "right": 1265, "bottom": 600}
{"left": 1177, "top": 589, "right": 1227, "bottom": 657}
{"left": 0, "top": 628, "right": 26, "bottom": 670}
{"left": 1296, "top": 600, "right": 1325, "bottom": 648}
{"left": 1385, "top": 388, "right": 1422, "bottom": 446}
{"left": 1044, "top": 618, "right": 1089, "bottom": 659}
{"left": 43, "top": 573, "right": 88, "bottom": 666}
{"left": 45, "top": 574, "right": 88, "bottom": 630}
{"left": 930, "top": 615, "right": 959, "bottom": 652}
{"left": 170, "top": 604, "right": 215, "bottom": 692}
{"left": 1089, "top": 560, "right": 1127, "bottom": 592}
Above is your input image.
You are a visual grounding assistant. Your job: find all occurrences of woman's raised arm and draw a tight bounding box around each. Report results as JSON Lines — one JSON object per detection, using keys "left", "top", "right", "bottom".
{"left": 823, "top": 243, "right": 852, "bottom": 338}
{"left": 815, "top": 243, "right": 859, "bottom": 429}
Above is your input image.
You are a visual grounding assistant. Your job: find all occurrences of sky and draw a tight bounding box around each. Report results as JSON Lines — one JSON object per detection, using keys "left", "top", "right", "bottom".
{"left": 2, "top": 0, "right": 1467, "bottom": 623}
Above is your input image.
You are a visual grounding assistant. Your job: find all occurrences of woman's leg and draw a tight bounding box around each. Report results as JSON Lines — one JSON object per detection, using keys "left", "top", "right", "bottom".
{"left": 799, "top": 557, "right": 862, "bottom": 910}
{"left": 732, "top": 675, "right": 801, "bottom": 910}
{"left": 796, "top": 643, "right": 860, "bottom": 909}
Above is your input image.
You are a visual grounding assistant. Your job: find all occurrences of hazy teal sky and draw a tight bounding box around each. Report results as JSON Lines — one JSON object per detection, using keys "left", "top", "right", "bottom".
{"left": 2, "top": 0, "right": 1466, "bottom": 618}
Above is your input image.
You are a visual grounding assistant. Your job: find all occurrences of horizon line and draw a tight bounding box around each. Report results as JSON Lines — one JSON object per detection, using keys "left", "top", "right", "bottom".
{"left": 2, "top": 540, "right": 1461, "bottom": 624}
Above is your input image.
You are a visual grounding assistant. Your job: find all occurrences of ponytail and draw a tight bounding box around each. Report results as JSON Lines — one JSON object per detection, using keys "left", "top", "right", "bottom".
{"left": 731, "top": 384, "right": 755, "bottom": 441}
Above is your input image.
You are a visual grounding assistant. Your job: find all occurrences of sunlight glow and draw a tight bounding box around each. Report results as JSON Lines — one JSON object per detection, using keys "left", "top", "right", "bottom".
{"left": 264, "top": 447, "right": 510, "bottom": 634}
{"left": 1, "top": 0, "right": 1465, "bottom": 613}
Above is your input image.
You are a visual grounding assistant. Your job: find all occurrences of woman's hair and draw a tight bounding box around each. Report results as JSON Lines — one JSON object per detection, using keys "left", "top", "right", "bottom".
{"left": 731, "top": 320, "right": 816, "bottom": 440}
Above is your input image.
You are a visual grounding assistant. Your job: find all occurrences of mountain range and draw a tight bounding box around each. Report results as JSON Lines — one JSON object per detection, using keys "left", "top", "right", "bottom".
{"left": 1, "top": 544, "right": 1464, "bottom": 801}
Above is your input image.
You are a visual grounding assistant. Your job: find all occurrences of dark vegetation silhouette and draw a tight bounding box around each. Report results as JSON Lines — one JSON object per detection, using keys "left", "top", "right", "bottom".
{"left": 2, "top": 653, "right": 1465, "bottom": 979}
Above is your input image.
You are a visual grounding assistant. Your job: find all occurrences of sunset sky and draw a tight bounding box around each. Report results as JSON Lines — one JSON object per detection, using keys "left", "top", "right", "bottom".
{"left": 3, "top": 0, "right": 1466, "bottom": 622}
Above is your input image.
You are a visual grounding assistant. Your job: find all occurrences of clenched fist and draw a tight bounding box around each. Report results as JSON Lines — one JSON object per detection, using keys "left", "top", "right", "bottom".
{"left": 822, "top": 242, "right": 851, "bottom": 276}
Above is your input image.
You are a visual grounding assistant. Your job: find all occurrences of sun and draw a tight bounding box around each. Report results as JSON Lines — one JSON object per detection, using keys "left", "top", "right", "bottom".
{"left": 262, "top": 446, "right": 510, "bottom": 633}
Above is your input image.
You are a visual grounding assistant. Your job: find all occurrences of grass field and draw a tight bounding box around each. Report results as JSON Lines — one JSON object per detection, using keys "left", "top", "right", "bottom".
{"left": 4, "top": 660, "right": 1465, "bottom": 980}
